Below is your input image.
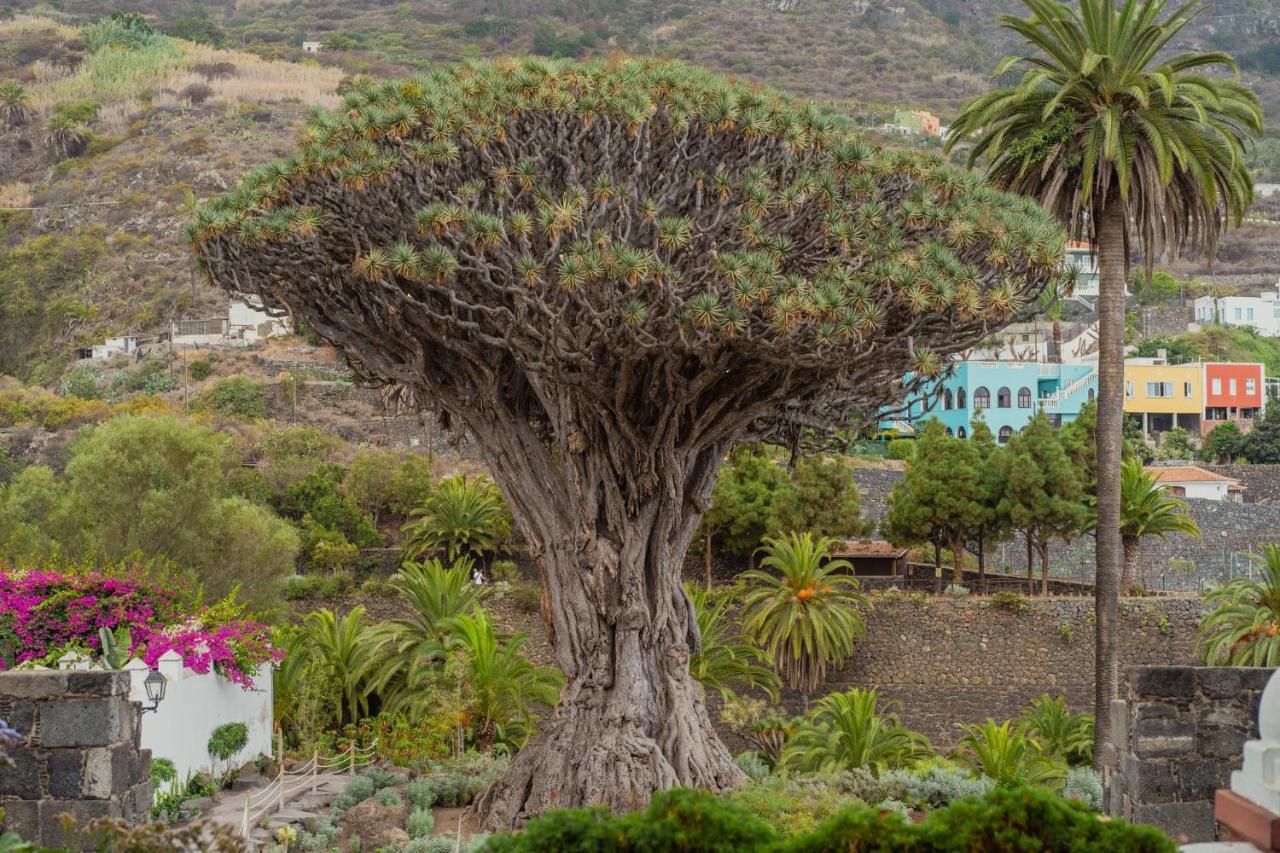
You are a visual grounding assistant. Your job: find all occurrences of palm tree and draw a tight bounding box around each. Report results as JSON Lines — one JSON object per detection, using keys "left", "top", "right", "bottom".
{"left": 0, "top": 82, "right": 31, "bottom": 130}
{"left": 302, "top": 607, "right": 375, "bottom": 727}
{"left": 954, "top": 720, "right": 1064, "bottom": 788}
{"left": 1119, "top": 458, "right": 1201, "bottom": 591}
{"left": 686, "top": 584, "right": 780, "bottom": 703}
{"left": 740, "top": 532, "right": 867, "bottom": 707}
{"left": 1018, "top": 694, "right": 1094, "bottom": 767}
{"left": 1199, "top": 544, "right": 1280, "bottom": 666}
{"left": 439, "top": 611, "right": 563, "bottom": 748}
{"left": 400, "top": 472, "right": 511, "bottom": 565}
{"left": 947, "top": 0, "right": 1262, "bottom": 769}
{"left": 364, "top": 557, "right": 481, "bottom": 699}
{"left": 778, "top": 687, "right": 933, "bottom": 775}
{"left": 43, "top": 114, "right": 87, "bottom": 160}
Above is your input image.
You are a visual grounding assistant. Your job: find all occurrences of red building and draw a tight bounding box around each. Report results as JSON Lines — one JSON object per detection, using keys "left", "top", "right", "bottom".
{"left": 1202, "top": 362, "right": 1266, "bottom": 436}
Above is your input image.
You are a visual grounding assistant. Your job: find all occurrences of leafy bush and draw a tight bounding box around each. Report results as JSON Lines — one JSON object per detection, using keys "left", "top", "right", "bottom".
{"left": 482, "top": 786, "right": 1175, "bottom": 851}
{"left": 204, "top": 376, "right": 267, "bottom": 419}
{"left": 989, "top": 590, "right": 1027, "bottom": 612}
{"left": 207, "top": 722, "right": 248, "bottom": 761}
{"left": 188, "top": 359, "right": 213, "bottom": 381}
{"left": 491, "top": 559, "right": 521, "bottom": 584}
{"left": 735, "top": 751, "right": 771, "bottom": 783}
{"left": 59, "top": 366, "right": 103, "bottom": 400}
{"left": 886, "top": 439, "right": 915, "bottom": 460}
{"left": 150, "top": 757, "right": 177, "bottom": 786}
{"left": 725, "top": 775, "right": 852, "bottom": 837}
{"left": 1062, "top": 766, "right": 1104, "bottom": 811}
{"left": 880, "top": 765, "right": 994, "bottom": 809}
{"left": 779, "top": 688, "right": 932, "bottom": 775}
{"left": 1018, "top": 694, "right": 1093, "bottom": 766}
{"left": 334, "top": 775, "right": 376, "bottom": 810}
{"left": 375, "top": 788, "right": 404, "bottom": 807}
{"left": 953, "top": 720, "right": 1063, "bottom": 788}
{"left": 406, "top": 806, "right": 435, "bottom": 838}
{"left": 281, "top": 572, "right": 354, "bottom": 600}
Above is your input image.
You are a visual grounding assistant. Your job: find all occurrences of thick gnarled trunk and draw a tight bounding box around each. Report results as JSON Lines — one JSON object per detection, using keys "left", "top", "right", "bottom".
{"left": 467, "top": 416, "right": 743, "bottom": 830}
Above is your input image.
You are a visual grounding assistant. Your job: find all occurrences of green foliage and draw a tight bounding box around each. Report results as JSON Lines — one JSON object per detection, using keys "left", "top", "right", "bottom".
{"left": 401, "top": 473, "right": 511, "bottom": 562}
{"left": 188, "top": 359, "right": 213, "bottom": 381}
{"left": 724, "top": 775, "right": 854, "bottom": 837}
{"left": 85, "top": 11, "right": 157, "bottom": 51}
{"left": 281, "top": 572, "right": 355, "bottom": 600}
{"left": 1202, "top": 421, "right": 1246, "bottom": 464}
{"left": 1156, "top": 426, "right": 1196, "bottom": 461}
{"left": 698, "top": 446, "right": 785, "bottom": 562}
{"left": 335, "top": 774, "right": 377, "bottom": 810}
{"left": 342, "top": 449, "right": 433, "bottom": 524}
{"left": 284, "top": 466, "right": 381, "bottom": 549}
{"left": 740, "top": 533, "right": 867, "bottom": 697}
{"left": 0, "top": 414, "right": 298, "bottom": 609}
{"left": 483, "top": 786, "right": 1175, "bottom": 851}
{"left": 301, "top": 607, "right": 376, "bottom": 726}
{"left": 207, "top": 722, "right": 248, "bottom": 761}
{"left": 375, "top": 788, "right": 403, "bottom": 807}
{"left": 150, "top": 757, "right": 177, "bottom": 787}
{"left": 1118, "top": 458, "right": 1200, "bottom": 588}
{"left": 885, "top": 439, "right": 915, "bottom": 461}
{"left": 989, "top": 591, "right": 1026, "bottom": 612}
{"left": 1199, "top": 544, "right": 1280, "bottom": 666}
{"left": 59, "top": 367, "right": 103, "bottom": 400}
{"left": 1137, "top": 327, "right": 1280, "bottom": 375}
{"left": 768, "top": 455, "right": 867, "bottom": 542}
{"left": 687, "top": 584, "right": 780, "bottom": 702}
{"left": 203, "top": 377, "right": 267, "bottom": 419}
{"left": 1130, "top": 270, "right": 1183, "bottom": 305}
{"left": 952, "top": 720, "right": 1063, "bottom": 788}
{"left": 406, "top": 806, "right": 435, "bottom": 838}
{"left": 1017, "top": 695, "right": 1094, "bottom": 767}
{"left": 778, "top": 688, "right": 933, "bottom": 775}
{"left": 1062, "top": 766, "right": 1104, "bottom": 811}
{"left": 1243, "top": 408, "right": 1280, "bottom": 465}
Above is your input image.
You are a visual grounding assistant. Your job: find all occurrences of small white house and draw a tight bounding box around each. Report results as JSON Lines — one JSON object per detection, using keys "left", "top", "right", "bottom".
{"left": 1146, "top": 465, "right": 1242, "bottom": 502}
{"left": 227, "top": 297, "right": 290, "bottom": 342}
{"left": 302, "top": 40, "right": 322, "bottom": 54}
{"left": 78, "top": 336, "right": 138, "bottom": 361}
{"left": 1194, "top": 282, "right": 1280, "bottom": 337}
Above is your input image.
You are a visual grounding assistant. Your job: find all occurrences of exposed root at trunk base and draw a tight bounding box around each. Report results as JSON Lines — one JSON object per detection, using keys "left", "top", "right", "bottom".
{"left": 471, "top": 694, "right": 744, "bottom": 831}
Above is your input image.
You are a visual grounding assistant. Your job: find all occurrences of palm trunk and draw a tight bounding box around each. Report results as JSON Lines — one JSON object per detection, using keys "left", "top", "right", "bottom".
{"left": 1093, "top": 200, "right": 1126, "bottom": 771}
{"left": 1039, "top": 540, "right": 1050, "bottom": 597}
{"left": 1120, "top": 535, "right": 1139, "bottom": 592}
{"left": 1052, "top": 316, "right": 1064, "bottom": 364}
{"left": 1025, "top": 531, "right": 1034, "bottom": 583}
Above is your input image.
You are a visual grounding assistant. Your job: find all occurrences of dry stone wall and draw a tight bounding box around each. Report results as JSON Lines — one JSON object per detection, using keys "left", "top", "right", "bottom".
{"left": 0, "top": 670, "right": 151, "bottom": 849}
{"left": 1204, "top": 464, "right": 1280, "bottom": 505}
{"left": 792, "top": 596, "right": 1202, "bottom": 746}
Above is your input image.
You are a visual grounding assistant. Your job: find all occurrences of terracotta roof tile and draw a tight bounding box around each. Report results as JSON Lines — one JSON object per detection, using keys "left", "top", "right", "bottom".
{"left": 830, "top": 539, "right": 910, "bottom": 559}
{"left": 1145, "top": 466, "right": 1238, "bottom": 484}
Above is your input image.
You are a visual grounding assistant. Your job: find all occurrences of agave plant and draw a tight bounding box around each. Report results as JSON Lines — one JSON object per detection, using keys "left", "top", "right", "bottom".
{"left": 778, "top": 687, "right": 932, "bottom": 775}
{"left": 1199, "top": 544, "right": 1280, "bottom": 666}
{"left": 1018, "top": 695, "right": 1094, "bottom": 767}
{"left": 953, "top": 719, "right": 1064, "bottom": 788}
{"left": 400, "top": 472, "right": 512, "bottom": 564}
{"left": 687, "top": 584, "right": 780, "bottom": 702}
{"left": 740, "top": 532, "right": 867, "bottom": 704}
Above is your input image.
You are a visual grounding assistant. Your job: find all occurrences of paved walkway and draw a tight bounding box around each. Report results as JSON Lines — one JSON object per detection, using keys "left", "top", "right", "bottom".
{"left": 192, "top": 770, "right": 355, "bottom": 846}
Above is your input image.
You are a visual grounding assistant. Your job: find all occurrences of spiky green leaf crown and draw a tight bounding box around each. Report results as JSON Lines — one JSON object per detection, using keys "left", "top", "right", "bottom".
{"left": 193, "top": 58, "right": 1062, "bottom": 442}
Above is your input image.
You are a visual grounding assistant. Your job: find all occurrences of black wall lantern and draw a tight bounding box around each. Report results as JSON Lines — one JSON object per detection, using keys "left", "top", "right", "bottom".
{"left": 141, "top": 669, "right": 167, "bottom": 714}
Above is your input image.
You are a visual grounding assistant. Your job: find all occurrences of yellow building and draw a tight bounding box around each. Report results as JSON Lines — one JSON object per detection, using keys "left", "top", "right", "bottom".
{"left": 1123, "top": 359, "right": 1203, "bottom": 434}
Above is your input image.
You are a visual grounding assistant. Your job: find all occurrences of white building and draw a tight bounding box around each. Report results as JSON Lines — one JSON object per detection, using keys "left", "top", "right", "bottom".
{"left": 1145, "top": 465, "right": 1242, "bottom": 502}
{"left": 302, "top": 40, "right": 322, "bottom": 53}
{"left": 1065, "top": 241, "right": 1101, "bottom": 298}
{"left": 970, "top": 319, "right": 1098, "bottom": 363}
{"left": 78, "top": 335, "right": 139, "bottom": 361}
{"left": 1194, "top": 282, "right": 1280, "bottom": 337}
{"left": 170, "top": 298, "right": 291, "bottom": 348}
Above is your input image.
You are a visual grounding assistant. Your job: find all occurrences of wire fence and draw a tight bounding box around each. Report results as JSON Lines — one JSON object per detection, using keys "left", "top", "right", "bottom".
{"left": 239, "top": 734, "right": 378, "bottom": 839}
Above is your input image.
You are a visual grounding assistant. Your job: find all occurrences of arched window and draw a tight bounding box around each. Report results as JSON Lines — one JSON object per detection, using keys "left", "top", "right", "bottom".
{"left": 1018, "top": 387, "right": 1032, "bottom": 408}
{"left": 957, "top": 426, "right": 967, "bottom": 439}
{"left": 943, "top": 388, "right": 953, "bottom": 410}
{"left": 957, "top": 388, "right": 967, "bottom": 409}
{"left": 973, "top": 386, "right": 990, "bottom": 410}
{"left": 997, "top": 387, "right": 1012, "bottom": 408}
{"left": 946, "top": 427, "right": 954, "bottom": 436}
{"left": 998, "top": 425, "right": 1013, "bottom": 444}
{"left": 1088, "top": 388, "right": 1096, "bottom": 402}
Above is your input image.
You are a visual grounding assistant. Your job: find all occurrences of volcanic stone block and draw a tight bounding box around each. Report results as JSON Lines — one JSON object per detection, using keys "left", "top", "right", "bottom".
{"left": 47, "top": 750, "right": 84, "bottom": 799}
{"left": 40, "top": 698, "right": 126, "bottom": 748}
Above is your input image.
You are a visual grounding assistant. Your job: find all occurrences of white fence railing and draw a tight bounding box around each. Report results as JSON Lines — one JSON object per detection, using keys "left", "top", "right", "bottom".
{"left": 239, "top": 736, "right": 378, "bottom": 839}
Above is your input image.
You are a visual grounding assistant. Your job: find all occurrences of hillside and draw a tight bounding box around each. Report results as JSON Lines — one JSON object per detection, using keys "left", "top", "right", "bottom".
{"left": 0, "top": 3, "right": 1277, "bottom": 384}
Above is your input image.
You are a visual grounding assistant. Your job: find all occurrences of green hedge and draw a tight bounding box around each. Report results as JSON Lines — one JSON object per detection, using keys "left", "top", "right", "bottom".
{"left": 481, "top": 786, "right": 1174, "bottom": 852}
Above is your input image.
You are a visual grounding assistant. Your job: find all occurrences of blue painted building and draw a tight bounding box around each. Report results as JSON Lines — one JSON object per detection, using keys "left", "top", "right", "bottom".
{"left": 884, "top": 361, "right": 1098, "bottom": 443}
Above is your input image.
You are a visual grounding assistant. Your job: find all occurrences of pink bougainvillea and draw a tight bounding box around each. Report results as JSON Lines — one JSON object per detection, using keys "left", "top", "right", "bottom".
{"left": 0, "top": 570, "right": 281, "bottom": 690}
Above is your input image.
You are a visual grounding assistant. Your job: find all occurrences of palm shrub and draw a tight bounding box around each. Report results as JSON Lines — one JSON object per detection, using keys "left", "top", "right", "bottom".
{"left": 1119, "top": 458, "right": 1200, "bottom": 590}
{"left": 947, "top": 0, "right": 1263, "bottom": 766}
{"left": 1018, "top": 695, "right": 1094, "bottom": 767}
{"left": 301, "top": 607, "right": 376, "bottom": 727}
{"left": 687, "top": 584, "right": 780, "bottom": 702}
{"left": 1200, "top": 544, "right": 1280, "bottom": 666}
{"left": 740, "top": 533, "right": 867, "bottom": 704}
{"left": 440, "top": 611, "right": 563, "bottom": 748}
{"left": 0, "top": 81, "right": 31, "bottom": 130}
{"left": 953, "top": 720, "right": 1064, "bottom": 788}
{"left": 364, "top": 556, "right": 481, "bottom": 700}
{"left": 401, "top": 473, "right": 512, "bottom": 563}
{"left": 43, "top": 114, "right": 88, "bottom": 160}
{"left": 779, "top": 688, "right": 932, "bottom": 775}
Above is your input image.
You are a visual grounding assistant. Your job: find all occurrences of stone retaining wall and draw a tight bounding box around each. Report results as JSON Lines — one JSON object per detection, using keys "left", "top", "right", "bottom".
{"left": 1137, "top": 304, "right": 1193, "bottom": 338}
{"left": 804, "top": 596, "right": 1202, "bottom": 746}
{"left": 0, "top": 670, "right": 152, "bottom": 849}
{"left": 1204, "top": 464, "right": 1280, "bottom": 505}
{"left": 1106, "top": 666, "right": 1272, "bottom": 844}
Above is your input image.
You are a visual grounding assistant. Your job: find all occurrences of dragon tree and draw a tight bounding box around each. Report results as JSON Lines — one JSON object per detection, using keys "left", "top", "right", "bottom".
{"left": 191, "top": 58, "right": 1063, "bottom": 828}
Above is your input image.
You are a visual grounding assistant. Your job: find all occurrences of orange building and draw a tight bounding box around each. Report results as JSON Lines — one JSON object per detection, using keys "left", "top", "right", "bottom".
{"left": 1202, "top": 362, "right": 1266, "bottom": 436}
